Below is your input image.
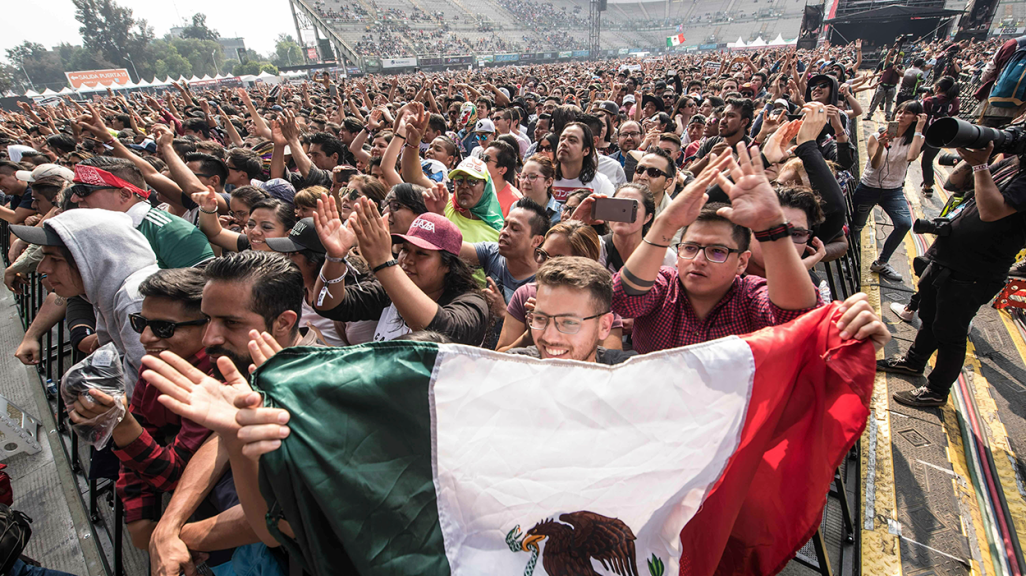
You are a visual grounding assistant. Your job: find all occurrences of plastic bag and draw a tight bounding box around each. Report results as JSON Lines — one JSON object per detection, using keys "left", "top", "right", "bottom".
{"left": 61, "top": 342, "right": 126, "bottom": 449}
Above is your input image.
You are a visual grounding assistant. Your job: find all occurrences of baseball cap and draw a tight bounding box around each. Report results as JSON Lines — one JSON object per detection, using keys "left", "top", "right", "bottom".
{"left": 16, "top": 163, "right": 75, "bottom": 184}
{"left": 265, "top": 218, "right": 325, "bottom": 254}
{"left": 128, "top": 139, "right": 157, "bottom": 153}
{"left": 622, "top": 94, "right": 636, "bottom": 104}
{"left": 447, "top": 157, "right": 489, "bottom": 181}
{"left": 391, "top": 213, "right": 462, "bottom": 256}
{"left": 256, "top": 178, "right": 297, "bottom": 205}
{"left": 474, "top": 119, "right": 495, "bottom": 134}
{"left": 10, "top": 222, "right": 64, "bottom": 248}
{"left": 596, "top": 101, "right": 619, "bottom": 116}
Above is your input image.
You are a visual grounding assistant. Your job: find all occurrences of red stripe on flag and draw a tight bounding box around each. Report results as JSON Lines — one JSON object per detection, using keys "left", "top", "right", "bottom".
{"left": 678, "top": 302, "right": 875, "bottom": 575}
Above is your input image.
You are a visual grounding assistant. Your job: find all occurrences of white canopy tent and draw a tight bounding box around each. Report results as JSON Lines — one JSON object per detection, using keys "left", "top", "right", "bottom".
{"left": 727, "top": 37, "right": 747, "bottom": 49}
{"left": 748, "top": 36, "right": 768, "bottom": 47}
{"left": 41, "top": 88, "right": 59, "bottom": 96}
{"left": 23, "top": 89, "right": 40, "bottom": 97}
{"left": 58, "top": 87, "right": 74, "bottom": 94}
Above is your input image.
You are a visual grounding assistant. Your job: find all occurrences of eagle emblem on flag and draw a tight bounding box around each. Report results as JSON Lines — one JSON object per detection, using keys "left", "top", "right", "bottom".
{"left": 506, "top": 511, "right": 659, "bottom": 576}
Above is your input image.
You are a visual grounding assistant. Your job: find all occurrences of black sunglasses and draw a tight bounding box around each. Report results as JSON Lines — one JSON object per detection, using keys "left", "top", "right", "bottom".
{"left": 343, "top": 188, "right": 364, "bottom": 201}
{"left": 129, "top": 313, "right": 208, "bottom": 339}
{"left": 639, "top": 166, "right": 669, "bottom": 178}
{"left": 68, "top": 184, "right": 115, "bottom": 198}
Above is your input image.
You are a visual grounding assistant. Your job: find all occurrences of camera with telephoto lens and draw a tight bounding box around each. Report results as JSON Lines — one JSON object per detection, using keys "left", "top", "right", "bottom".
{"left": 937, "top": 152, "right": 962, "bottom": 166}
{"left": 926, "top": 117, "right": 1026, "bottom": 156}
{"left": 912, "top": 217, "right": 952, "bottom": 236}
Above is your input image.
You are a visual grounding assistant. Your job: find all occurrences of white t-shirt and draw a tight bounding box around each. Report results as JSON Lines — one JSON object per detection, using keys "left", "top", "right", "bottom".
{"left": 552, "top": 171, "right": 615, "bottom": 203}
{"left": 301, "top": 300, "right": 345, "bottom": 347}
{"left": 373, "top": 304, "right": 412, "bottom": 342}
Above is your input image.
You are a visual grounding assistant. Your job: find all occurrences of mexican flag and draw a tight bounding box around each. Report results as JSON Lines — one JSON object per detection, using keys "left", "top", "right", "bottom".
{"left": 253, "top": 303, "right": 874, "bottom": 576}
{"left": 667, "top": 34, "right": 686, "bottom": 47}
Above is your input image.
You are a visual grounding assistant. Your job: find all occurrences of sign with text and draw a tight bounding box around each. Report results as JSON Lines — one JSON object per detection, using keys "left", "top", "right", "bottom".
{"left": 381, "top": 57, "right": 418, "bottom": 69}
{"left": 65, "top": 69, "right": 131, "bottom": 89}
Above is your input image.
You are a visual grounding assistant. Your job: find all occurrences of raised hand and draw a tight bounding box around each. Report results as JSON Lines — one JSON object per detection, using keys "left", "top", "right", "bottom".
{"left": 801, "top": 237, "right": 827, "bottom": 269}
{"left": 141, "top": 351, "right": 253, "bottom": 436}
{"left": 313, "top": 192, "right": 356, "bottom": 259}
{"left": 191, "top": 185, "right": 218, "bottom": 213}
{"left": 713, "top": 143, "right": 786, "bottom": 231}
{"left": 422, "top": 182, "right": 448, "bottom": 215}
{"left": 348, "top": 197, "right": 392, "bottom": 268}
{"left": 797, "top": 103, "right": 827, "bottom": 145}
{"left": 762, "top": 118, "right": 794, "bottom": 165}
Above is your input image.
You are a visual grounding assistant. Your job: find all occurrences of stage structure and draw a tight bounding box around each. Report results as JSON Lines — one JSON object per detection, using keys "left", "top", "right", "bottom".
{"left": 825, "top": 2, "right": 962, "bottom": 48}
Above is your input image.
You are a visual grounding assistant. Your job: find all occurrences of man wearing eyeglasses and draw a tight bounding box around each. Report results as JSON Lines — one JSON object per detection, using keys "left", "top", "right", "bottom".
{"left": 507, "top": 256, "right": 635, "bottom": 364}
{"left": 611, "top": 121, "right": 643, "bottom": 174}
{"left": 612, "top": 148, "right": 825, "bottom": 354}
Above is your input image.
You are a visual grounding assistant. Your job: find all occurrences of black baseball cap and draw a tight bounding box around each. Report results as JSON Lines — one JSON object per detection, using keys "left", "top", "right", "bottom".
{"left": 265, "top": 218, "right": 325, "bottom": 254}
{"left": 10, "top": 223, "right": 64, "bottom": 248}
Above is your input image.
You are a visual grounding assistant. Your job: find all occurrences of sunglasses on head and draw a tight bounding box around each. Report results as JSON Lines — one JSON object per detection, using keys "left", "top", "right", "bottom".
{"left": 129, "top": 313, "right": 208, "bottom": 339}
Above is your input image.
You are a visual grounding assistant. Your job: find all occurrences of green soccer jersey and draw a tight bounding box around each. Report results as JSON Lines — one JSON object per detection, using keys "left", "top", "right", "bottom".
{"left": 135, "top": 206, "right": 215, "bottom": 269}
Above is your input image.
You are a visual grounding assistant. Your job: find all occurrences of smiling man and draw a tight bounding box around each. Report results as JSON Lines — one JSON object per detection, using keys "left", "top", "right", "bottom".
{"left": 508, "top": 256, "right": 634, "bottom": 364}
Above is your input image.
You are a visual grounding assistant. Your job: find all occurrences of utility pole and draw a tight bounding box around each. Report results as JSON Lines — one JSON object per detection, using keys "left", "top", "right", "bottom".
{"left": 125, "top": 54, "right": 140, "bottom": 82}
{"left": 212, "top": 51, "right": 221, "bottom": 76}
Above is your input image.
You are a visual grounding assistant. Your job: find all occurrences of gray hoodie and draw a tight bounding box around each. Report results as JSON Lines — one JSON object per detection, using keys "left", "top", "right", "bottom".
{"left": 47, "top": 210, "right": 159, "bottom": 400}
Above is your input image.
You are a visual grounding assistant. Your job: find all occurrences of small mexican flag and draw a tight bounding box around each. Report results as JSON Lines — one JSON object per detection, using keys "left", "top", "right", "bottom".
{"left": 254, "top": 303, "right": 874, "bottom": 576}
{"left": 667, "top": 33, "right": 685, "bottom": 47}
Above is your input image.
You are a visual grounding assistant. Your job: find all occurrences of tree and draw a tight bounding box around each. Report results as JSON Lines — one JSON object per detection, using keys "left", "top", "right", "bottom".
{"left": 181, "top": 13, "right": 219, "bottom": 41}
{"left": 5, "top": 42, "right": 47, "bottom": 68}
{"left": 72, "top": 0, "right": 154, "bottom": 74}
{"left": 272, "top": 34, "right": 304, "bottom": 68}
{"left": 231, "top": 60, "right": 278, "bottom": 76}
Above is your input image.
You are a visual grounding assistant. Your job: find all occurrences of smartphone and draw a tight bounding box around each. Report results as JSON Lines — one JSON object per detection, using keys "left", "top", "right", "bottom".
{"left": 329, "top": 84, "right": 338, "bottom": 98}
{"left": 886, "top": 121, "right": 899, "bottom": 137}
{"left": 593, "top": 197, "right": 638, "bottom": 223}
{"left": 335, "top": 167, "right": 358, "bottom": 184}
{"left": 269, "top": 85, "right": 281, "bottom": 98}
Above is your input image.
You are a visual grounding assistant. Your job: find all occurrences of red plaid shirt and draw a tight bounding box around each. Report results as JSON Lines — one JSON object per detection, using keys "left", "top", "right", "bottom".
{"left": 114, "top": 351, "right": 213, "bottom": 524}
{"left": 612, "top": 267, "right": 825, "bottom": 354}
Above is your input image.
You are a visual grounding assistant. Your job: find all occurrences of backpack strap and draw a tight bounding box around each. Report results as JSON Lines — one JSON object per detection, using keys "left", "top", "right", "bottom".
{"left": 603, "top": 234, "right": 625, "bottom": 272}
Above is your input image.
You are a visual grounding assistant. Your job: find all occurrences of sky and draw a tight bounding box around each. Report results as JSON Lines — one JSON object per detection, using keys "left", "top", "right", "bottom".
{"left": 2, "top": 0, "right": 296, "bottom": 60}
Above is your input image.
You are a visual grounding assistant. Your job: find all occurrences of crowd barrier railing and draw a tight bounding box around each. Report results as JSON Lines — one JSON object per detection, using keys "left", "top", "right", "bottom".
{"left": 0, "top": 222, "right": 124, "bottom": 576}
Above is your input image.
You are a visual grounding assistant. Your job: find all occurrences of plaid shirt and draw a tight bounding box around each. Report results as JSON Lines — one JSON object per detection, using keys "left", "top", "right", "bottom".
{"left": 612, "top": 267, "right": 825, "bottom": 354}
{"left": 114, "top": 351, "right": 213, "bottom": 524}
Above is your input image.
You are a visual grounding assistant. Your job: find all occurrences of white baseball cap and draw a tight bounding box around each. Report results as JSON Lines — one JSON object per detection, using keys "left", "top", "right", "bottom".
{"left": 474, "top": 119, "right": 496, "bottom": 134}
{"left": 16, "top": 163, "right": 75, "bottom": 184}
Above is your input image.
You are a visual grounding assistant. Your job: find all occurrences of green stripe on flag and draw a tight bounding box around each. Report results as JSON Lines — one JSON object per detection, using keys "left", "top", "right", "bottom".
{"left": 253, "top": 342, "right": 449, "bottom": 576}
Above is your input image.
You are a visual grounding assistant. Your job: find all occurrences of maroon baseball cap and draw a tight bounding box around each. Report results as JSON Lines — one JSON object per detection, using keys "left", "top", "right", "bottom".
{"left": 391, "top": 213, "right": 462, "bottom": 256}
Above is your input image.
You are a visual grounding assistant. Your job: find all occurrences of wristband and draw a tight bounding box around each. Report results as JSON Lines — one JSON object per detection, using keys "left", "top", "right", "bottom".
{"left": 642, "top": 238, "right": 670, "bottom": 249}
{"left": 318, "top": 270, "right": 347, "bottom": 285}
{"left": 325, "top": 255, "right": 345, "bottom": 263}
{"left": 914, "top": 132, "right": 924, "bottom": 138}
{"left": 395, "top": 133, "right": 407, "bottom": 141}
{"left": 753, "top": 221, "right": 792, "bottom": 242}
{"left": 973, "top": 163, "right": 990, "bottom": 173}
{"left": 372, "top": 259, "right": 399, "bottom": 273}
{"left": 199, "top": 207, "right": 218, "bottom": 214}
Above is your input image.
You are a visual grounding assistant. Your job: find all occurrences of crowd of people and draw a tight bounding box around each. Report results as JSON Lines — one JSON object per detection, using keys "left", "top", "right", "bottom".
{"left": 2, "top": 33, "right": 1025, "bottom": 576}
{"left": 494, "top": 0, "right": 586, "bottom": 30}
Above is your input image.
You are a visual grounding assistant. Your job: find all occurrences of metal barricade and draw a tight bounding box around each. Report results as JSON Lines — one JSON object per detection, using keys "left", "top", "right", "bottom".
{"left": 1, "top": 220, "right": 124, "bottom": 576}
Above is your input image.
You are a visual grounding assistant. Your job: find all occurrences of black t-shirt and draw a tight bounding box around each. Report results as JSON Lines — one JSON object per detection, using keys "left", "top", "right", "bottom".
{"left": 696, "top": 135, "right": 752, "bottom": 160}
{"left": 927, "top": 170, "right": 1026, "bottom": 280}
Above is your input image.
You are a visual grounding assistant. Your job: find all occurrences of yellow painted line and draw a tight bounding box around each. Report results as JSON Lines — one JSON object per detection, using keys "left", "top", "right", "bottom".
{"left": 896, "top": 145, "right": 1024, "bottom": 572}
{"left": 856, "top": 113, "right": 903, "bottom": 576}
{"left": 931, "top": 152, "right": 1026, "bottom": 549}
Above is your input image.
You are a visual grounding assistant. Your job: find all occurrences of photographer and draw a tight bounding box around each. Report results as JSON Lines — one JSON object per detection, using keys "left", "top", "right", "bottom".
{"left": 880, "top": 136, "right": 1026, "bottom": 408}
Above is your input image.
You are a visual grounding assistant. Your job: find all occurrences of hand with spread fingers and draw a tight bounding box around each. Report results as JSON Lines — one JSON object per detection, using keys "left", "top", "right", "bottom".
{"left": 140, "top": 352, "right": 251, "bottom": 436}
{"left": 313, "top": 192, "right": 357, "bottom": 259}
{"left": 713, "top": 143, "right": 786, "bottom": 232}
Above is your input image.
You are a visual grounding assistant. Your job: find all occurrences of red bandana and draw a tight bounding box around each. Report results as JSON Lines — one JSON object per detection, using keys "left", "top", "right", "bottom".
{"left": 73, "top": 165, "right": 150, "bottom": 199}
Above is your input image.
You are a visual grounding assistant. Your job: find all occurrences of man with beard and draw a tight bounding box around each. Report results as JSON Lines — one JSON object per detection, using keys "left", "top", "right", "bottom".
{"left": 147, "top": 251, "right": 316, "bottom": 576}
{"left": 688, "top": 98, "right": 754, "bottom": 176}
{"left": 610, "top": 120, "right": 642, "bottom": 175}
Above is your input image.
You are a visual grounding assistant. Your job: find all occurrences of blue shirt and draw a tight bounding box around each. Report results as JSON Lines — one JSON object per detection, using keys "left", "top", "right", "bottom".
{"left": 474, "top": 242, "right": 535, "bottom": 302}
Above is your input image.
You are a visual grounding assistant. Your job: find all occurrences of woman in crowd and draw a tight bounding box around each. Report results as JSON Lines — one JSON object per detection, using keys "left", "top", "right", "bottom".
{"left": 311, "top": 192, "right": 489, "bottom": 345}
{"left": 383, "top": 182, "right": 430, "bottom": 235}
{"left": 851, "top": 100, "right": 928, "bottom": 283}
{"left": 518, "top": 154, "right": 560, "bottom": 224}
{"left": 195, "top": 192, "right": 296, "bottom": 252}
{"left": 226, "top": 185, "right": 270, "bottom": 232}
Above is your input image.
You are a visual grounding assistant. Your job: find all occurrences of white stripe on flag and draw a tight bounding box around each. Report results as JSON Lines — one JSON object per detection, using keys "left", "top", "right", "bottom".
{"left": 429, "top": 338, "right": 755, "bottom": 575}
